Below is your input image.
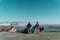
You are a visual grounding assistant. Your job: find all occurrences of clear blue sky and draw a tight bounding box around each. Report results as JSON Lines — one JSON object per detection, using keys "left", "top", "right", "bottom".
{"left": 0, "top": 0, "right": 60, "bottom": 24}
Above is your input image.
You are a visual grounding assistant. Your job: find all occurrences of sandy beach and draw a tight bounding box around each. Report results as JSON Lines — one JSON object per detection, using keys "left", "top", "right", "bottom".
{"left": 0, "top": 32, "right": 60, "bottom": 40}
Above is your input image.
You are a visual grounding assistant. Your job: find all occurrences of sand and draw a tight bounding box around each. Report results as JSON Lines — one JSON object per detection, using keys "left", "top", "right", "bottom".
{"left": 0, "top": 32, "right": 60, "bottom": 40}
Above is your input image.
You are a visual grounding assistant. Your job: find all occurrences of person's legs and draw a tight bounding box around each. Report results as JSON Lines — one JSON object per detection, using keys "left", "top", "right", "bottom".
{"left": 36, "top": 28, "right": 40, "bottom": 34}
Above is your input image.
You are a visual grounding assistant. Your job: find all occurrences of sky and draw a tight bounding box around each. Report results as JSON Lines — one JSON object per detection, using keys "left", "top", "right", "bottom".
{"left": 0, "top": 0, "right": 60, "bottom": 24}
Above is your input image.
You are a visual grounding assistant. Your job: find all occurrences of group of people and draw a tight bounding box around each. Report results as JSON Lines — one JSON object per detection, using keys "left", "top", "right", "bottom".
{"left": 9, "top": 22, "right": 44, "bottom": 34}
{"left": 21, "top": 22, "right": 44, "bottom": 34}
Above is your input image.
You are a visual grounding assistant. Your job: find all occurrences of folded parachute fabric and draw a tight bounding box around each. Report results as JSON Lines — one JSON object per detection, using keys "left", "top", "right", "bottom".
{"left": 9, "top": 27, "right": 17, "bottom": 32}
{"left": 28, "top": 26, "right": 36, "bottom": 33}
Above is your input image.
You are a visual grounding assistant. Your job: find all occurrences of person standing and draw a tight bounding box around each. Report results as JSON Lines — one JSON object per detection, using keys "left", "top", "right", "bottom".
{"left": 26, "top": 22, "right": 32, "bottom": 29}
{"left": 35, "top": 22, "right": 40, "bottom": 34}
{"left": 22, "top": 22, "right": 32, "bottom": 33}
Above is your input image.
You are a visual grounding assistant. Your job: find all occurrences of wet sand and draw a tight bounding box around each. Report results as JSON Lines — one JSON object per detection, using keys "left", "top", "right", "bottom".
{"left": 0, "top": 32, "right": 60, "bottom": 40}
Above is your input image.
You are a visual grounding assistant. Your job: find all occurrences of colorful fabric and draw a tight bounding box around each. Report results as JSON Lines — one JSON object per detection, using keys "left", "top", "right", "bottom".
{"left": 28, "top": 26, "right": 36, "bottom": 33}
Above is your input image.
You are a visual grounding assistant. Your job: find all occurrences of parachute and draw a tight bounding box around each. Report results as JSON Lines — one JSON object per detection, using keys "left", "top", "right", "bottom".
{"left": 28, "top": 26, "right": 36, "bottom": 33}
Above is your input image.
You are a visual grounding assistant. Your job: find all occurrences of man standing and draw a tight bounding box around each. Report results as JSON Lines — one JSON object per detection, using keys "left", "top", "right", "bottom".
{"left": 22, "top": 22, "right": 32, "bottom": 33}
{"left": 35, "top": 22, "right": 40, "bottom": 34}
{"left": 26, "top": 22, "right": 32, "bottom": 29}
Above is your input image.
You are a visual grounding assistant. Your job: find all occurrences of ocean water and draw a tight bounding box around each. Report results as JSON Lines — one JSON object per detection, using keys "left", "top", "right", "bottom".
{"left": 44, "top": 25, "right": 60, "bottom": 32}
{"left": 0, "top": 25, "right": 60, "bottom": 32}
